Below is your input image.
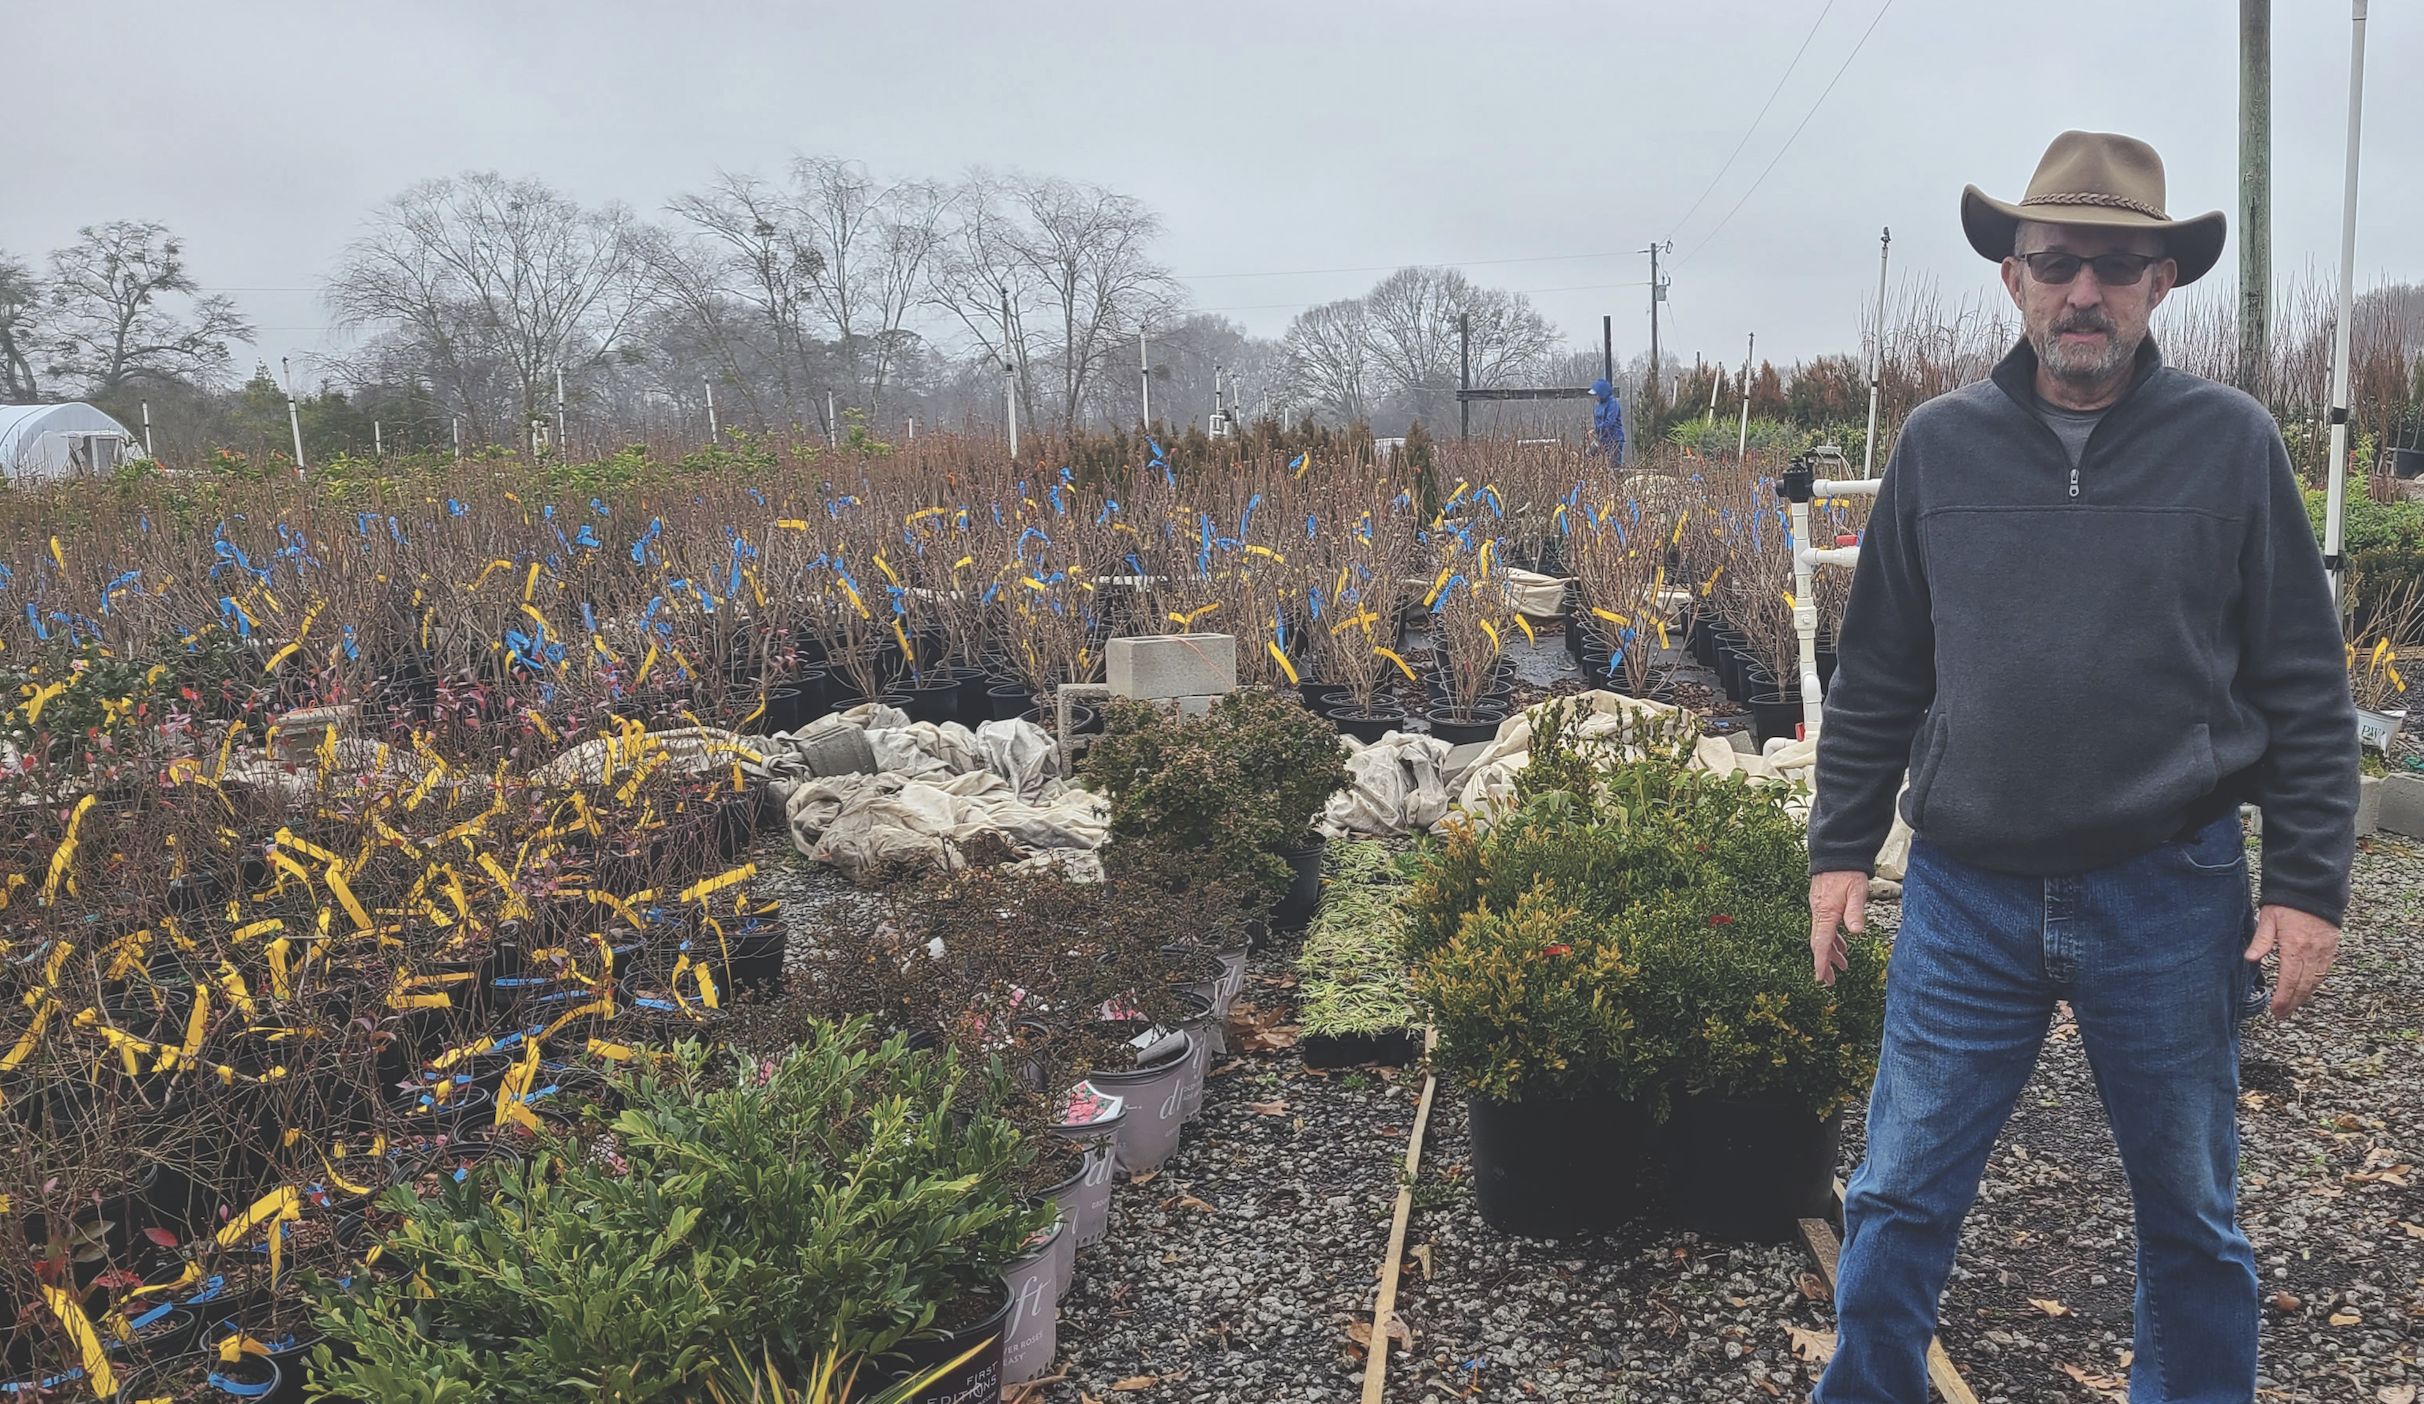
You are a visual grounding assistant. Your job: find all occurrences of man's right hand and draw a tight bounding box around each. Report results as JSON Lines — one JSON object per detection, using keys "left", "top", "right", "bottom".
{"left": 1809, "top": 870, "right": 1869, "bottom": 985}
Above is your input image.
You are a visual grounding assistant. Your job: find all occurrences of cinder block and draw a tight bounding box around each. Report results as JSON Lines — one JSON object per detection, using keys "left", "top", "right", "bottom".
{"left": 2378, "top": 774, "right": 2424, "bottom": 839}
{"left": 2356, "top": 775, "right": 2383, "bottom": 837}
{"left": 1108, "top": 634, "right": 1237, "bottom": 701}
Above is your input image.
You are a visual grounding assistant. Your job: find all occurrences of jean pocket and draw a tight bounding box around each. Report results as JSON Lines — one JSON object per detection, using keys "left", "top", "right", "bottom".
{"left": 2169, "top": 815, "right": 2248, "bottom": 875}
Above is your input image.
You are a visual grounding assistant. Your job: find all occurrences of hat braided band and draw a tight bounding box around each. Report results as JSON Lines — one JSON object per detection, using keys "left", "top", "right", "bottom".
{"left": 2019, "top": 191, "right": 2166, "bottom": 220}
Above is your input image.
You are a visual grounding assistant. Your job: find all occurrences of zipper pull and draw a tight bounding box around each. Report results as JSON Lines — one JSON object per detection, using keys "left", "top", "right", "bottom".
{"left": 2068, "top": 467, "right": 2080, "bottom": 499}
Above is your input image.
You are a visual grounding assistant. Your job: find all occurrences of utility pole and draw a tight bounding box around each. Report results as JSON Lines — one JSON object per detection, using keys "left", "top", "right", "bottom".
{"left": 1861, "top": 228, "right": 1892, "bottom": 479}
{"left": 1735, "top": 332, "right": 1756, "bottom": 460}
{"left": 139, "top": 400, "right": 153, "bottom": 459}
{"left": 1458, "top": 313, "right": 1472, "bottom": 441}
{"left": 1601, "top": 315, "right": 1613, "bottom": 385}
{"left": 281, "top": 356, "right": 306, "bottom": 471}
{"left": 1643, "top": 242, "right": 1671, "bottom": 405}
{"left": 2239, "top": 0, "right": 2273, "bottom": 397}
{"left": 703, "top": 379, "right": 719, "bottom": 444}
{"left": 1001, "top": 286, "right": 1019, "bottom": 459}
{"left": 374, "top": 419, "right": 383, "bottom": 459}
{"left": 1139, "top": 328, "right": 1151, "bottom": 428}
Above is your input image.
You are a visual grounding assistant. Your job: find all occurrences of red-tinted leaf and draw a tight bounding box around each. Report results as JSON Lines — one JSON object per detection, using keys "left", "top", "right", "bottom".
{"left": 143, "top": 1227, "right": 180, "bottom": 1249}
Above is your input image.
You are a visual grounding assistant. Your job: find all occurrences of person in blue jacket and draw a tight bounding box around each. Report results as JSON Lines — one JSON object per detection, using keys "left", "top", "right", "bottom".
{"left": 1590, "top": 378, "right": 1625, "bottom": 468}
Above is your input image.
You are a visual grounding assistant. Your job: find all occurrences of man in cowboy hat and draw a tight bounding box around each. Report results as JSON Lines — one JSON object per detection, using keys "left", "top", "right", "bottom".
{"left": 1805, "top": 131, "right": 2356, "bottom": 1402}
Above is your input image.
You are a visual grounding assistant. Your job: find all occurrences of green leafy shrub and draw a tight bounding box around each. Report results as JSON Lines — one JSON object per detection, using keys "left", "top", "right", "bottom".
{"left": 1296, "top": 840, "right": 1422, "bottom": 1039}
{"left": 1410, "top": 881, "right": 1660, "bottom": 1104}
{"left": 1626, "top": 879, "right": 1888, "bottom": 1119}
{"left": 309, "top": 1024, "right": 1053, "bottom": 1403}
{"left": 1084, "top": 687, "right": 1346, "bottom": 898}
{"left": 1405, "top": 730, "right": 1881, "bottom": 1116}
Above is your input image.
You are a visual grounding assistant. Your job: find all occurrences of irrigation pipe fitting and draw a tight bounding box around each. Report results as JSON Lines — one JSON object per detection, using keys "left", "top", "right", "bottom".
{"left": 1774, "top": 455, "right": 1880, "bottom": 738}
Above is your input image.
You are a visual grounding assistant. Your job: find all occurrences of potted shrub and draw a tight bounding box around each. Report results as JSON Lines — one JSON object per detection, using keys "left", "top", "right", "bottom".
{"left": 1295, "top": 841, "right": 1422, "bottom": 1069}
{"left": 1084, "top": 688, "right": 1346, "bottom": 928}
{"left": 1628, "top": 877, "right": 1887, "bottom": 1244}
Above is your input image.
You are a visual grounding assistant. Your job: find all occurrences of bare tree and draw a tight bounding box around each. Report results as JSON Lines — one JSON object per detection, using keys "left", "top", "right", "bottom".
{"left": 326, "top": 173, "right": 642, "bottom": 443}
{"left": 0, "top": 252, "right": 40, "bottom": 400}
{"left": 1279, "top": 298, "right": 1374, "bottom": 425}
{"left": 41, "top": 222, "right": 251, "bottom": 396}
{"left": 926, "top": 170, "right": 1043, "bottom": 431}
{"left": 1363, "top": 266, "right": 1554, "bottom": 428}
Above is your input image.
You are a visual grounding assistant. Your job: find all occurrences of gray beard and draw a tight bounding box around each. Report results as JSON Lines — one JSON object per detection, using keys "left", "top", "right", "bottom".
{"left": 2034, "top": 321, "right": 2138, "bottom": 384}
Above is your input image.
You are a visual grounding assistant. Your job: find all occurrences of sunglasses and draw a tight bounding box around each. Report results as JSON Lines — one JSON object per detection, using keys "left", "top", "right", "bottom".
{"left": 2015, "top": 250, "right": 2163, "bottom": 286}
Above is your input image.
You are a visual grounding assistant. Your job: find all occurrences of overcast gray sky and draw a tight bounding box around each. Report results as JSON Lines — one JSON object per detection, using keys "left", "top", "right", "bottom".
{"left": 10, "top": 0, "right": 2414, "bottom": 383}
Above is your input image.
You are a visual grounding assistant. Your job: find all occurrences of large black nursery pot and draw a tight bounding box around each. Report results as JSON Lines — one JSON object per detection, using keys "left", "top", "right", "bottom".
{"left": 986, "top": 682, "right": 1035, "bottom": 723}
{"left": 1297, "top": 679, "right": 1350, "bottom": 716}
{"left": 1747, "top": 690, "right": 1805, "bottom": 748}
{"left": 890, "top": 1279, "right": 1011, "bottom": 1404}
{"left": 1467, "top": 1088, "right": 1650, "bottom": 1238}
{"left": 901, "top": 675, "right": 961, "bottom": 725}
{"left": 1426, "top": 707, "right": 1507, "bottom": 746}
{"left": 1270, "top": 833, "right": 1327, "bottom": 931}
{"left": 1660, "top": 1092, "right": 1844, "bottom": 1243}
{"left": 1329, "top": 705, "right": 1403, "bottom": 745}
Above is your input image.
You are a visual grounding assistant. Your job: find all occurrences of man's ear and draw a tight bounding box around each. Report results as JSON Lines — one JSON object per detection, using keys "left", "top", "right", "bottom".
{"left": 1998, "top": 256, "right": 2027, "bottom": 309}
{"left": 2145, "top": 258, "right": 2178, "bottom": 314}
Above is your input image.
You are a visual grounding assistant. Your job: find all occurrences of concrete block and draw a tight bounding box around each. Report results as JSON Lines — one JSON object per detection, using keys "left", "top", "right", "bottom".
{"left": 2378, "top": 774, "right": 2424, "bottom": 839}
{"left": 1108, "top": 633, "right": 1236, "bottom": 701}
{"left": 2356, "top": 775, "right": 2383, "bottom": 838}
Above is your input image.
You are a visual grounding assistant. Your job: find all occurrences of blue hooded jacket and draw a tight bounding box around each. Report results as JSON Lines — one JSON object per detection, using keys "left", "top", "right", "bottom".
{"left": 1591, "top": 379, "right": 1625, "bottom": 462}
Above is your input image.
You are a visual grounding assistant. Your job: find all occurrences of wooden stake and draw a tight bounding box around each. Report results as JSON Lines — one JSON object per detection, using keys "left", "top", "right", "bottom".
{"left": 1358, "top": 1029, "right": 1439, "bottom": 1404}
{"left": 1800, "top": 1181, "right": 1980, "bottom": 1404}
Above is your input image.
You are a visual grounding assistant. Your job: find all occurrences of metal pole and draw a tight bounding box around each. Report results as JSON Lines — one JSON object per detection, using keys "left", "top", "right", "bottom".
{"left": 704, "top": 379, "right": 719, "bottom": 444}
{"left": 374, "top": 419, "right": 383, "bottom": 459}
{"left": 2322, "top": 0, "right": 2369, "bottom": 613}
{"left": 2239, "top": 0, "right": 2273, "bottom": 397}
{"left": 828, "top": 390, "right": 838, "bottom": 447}
{"left": 1139, "top": 328, "right": 1151, "bottom": 428}
{"left": 1458, "top": 313, "right": 1471, "bottom": 441}
{"left": 140, "top": 400, "right": 153, "bottom": 459}
{"left": 1001, "top": 287, "right": 1019, "bottom": 459}
{"left": 555, "top": 366, "right": 567, "bottom": 460}
{"left": 1735, "top": 333, "right": 1755, "bottom": 460}
{"left": 281, "top": 356, "right": 306, "bottom": 471}
{"left": 1861, "top": 228, "right": 1892, "bottom": 479}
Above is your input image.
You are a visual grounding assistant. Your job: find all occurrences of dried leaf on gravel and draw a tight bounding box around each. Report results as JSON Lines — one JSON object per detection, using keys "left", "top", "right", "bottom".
{"left": 1786, "top": 1327, "right": 1836, "bottom": 1363}
{"left": 2329, "top": 1310, "right": 2363, "bottom": 1326}
{"left": 1128, "top": 1170, "right": 1158, "bottom": 1186}
{"left": 2378, "top": 1385, "right": 2416, "bottom": 1404}
{"left": 1246, "top": 1099, "right": 1288, "bottom": 1115}
{"left": 1409, "top": 1244, "right": 1432, "bottom": 1279}
{"left": 1343, "top": 1312, "right": 1414, "bottom": 1357}
{"left": 1162, "top": 1194, "right": 1215, "bottom": 1214}
{"left": 1108, "top": 1376, "right": 1160, "bottom": 1391}
{"left": 1226, "top": 1003, "right": 1298, "bottom": 1053}
{"left": 2028, "top": 1297, "right": 2072, "bottom": 1317}
{"left": 2062, "top": 1363, "right": 2128, "bottom": 1400}
{"left": 2269, "top": 1292, "right": 2303, "bottom": 1312}
{"left": 1796, "top": 1272, "right": 1828, "bottom": 1300}
{"left": 2396, "top": 1220, "right": 2424, "bottom": 1239}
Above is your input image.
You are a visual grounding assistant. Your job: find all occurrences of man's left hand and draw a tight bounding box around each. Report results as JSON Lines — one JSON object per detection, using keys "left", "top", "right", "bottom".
{"left": 2244, "top": 904, "right": 2342, "bottom": 1018}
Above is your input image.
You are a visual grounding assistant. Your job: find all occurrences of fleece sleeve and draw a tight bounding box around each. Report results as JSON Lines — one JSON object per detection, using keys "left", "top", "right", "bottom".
{"left": 1807, "top": 447, "right": 1938, "bottom": 875}
{"left": 2241, "top": 437, "right": 2359, "bottom": 925}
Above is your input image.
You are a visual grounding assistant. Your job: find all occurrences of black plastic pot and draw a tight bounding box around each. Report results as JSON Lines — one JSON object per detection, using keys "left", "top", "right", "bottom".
{"left": 1717, "top": 647, "right": 1756, "bottom": 703}
{"left": 1302, "top": 1028, "right": 1421, "bottom": 1070}
{"left": 1467, "top": 1089, "right": 1649, "bottom": 1237}
{"left": 1426, "top": 706, "right": 1507, "bottom": 746}
{"left": 129, "top": 1350, "right": 282, "bottom": 1401}
{"left": 888, "top": 1279, "right": 1011, "bottom": 1403}
{"left": 900, "top": 677, "right": 962, "bottom": 725}
{"left": 1747, "top": 690, "right": 1805, "bottom": 747}
{"left": 1660, "top": 1093, "right": 1844, "bottom": 1243}
{"left": 1020, "top": 703, "right": 1099, "bottom": 736}
{"left": 987, "top": 683, "right": 1037, "bottom": 722}
{"left": 1297, "top": 680, "right": 1350, "bottom": 716}
{"left": 1330, "top": 706, "right": 1403, "bottom": 744}
{"left": 1271, "top": 834, "right": 1326, "bottom": 930}
{"left": 950, "top": 668, "right": 995, "bottom": 723}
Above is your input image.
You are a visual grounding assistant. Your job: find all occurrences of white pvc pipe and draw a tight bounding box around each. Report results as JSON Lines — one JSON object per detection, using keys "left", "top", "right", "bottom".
{"left": 1811, "top": 478, "right": 1882, "bottom": 499}
{"left": 1861, "top": 228, "right": 1890, "bottom": 480}
{"left": 1798, "top": 545, "right": 1862, "bottom": 570}
{"left": 1789, "top": 500, "right": 1824, "bottom": 736}
{"left": 2322, "top": 0, "right": 2368, "bottom": 614}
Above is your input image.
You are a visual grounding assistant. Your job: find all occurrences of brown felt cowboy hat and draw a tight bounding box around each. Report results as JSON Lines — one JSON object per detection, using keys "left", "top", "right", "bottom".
{"left": 1961, "top": 130, "right": 2227, "bottom": 285}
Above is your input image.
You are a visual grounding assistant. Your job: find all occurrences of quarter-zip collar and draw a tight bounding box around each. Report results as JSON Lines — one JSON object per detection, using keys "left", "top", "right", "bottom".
{"left": 1991, "top": 336, "right": 2164, "bottom": 500}
{"left": 1989, "top": 334, "right": 2164, "bottom": 419}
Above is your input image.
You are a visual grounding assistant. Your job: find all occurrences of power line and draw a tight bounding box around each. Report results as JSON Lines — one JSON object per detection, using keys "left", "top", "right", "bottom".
{"left": 1679, "top": 0, "right": 1896, "bottom": 267}
{"left": 1663, "top": 0, "right": 1839, "bottom": 245}
{"left": 1178, "top": 249, "right": 1635, "bottom": 281}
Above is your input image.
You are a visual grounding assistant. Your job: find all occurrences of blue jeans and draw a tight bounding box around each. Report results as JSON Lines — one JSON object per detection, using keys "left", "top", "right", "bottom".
{"left": 1817, "top": 813, "right": 2261, "bottom": 1404}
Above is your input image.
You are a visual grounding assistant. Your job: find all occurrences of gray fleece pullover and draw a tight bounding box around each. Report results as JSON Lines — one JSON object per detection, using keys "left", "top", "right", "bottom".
{"left": 1808, "top": 338, "right": 2358, "bottom": 925}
